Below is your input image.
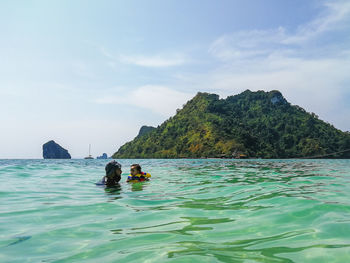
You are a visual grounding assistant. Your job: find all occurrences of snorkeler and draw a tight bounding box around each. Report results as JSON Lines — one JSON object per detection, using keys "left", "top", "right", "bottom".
{"left": 127, "top": 164, "right": 151, "bottom": 182}
{"left": 97, "top": 160, "right": 122, "bottom": 186}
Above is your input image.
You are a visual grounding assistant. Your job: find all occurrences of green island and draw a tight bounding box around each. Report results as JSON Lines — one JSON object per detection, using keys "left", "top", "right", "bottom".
{"left": 113, "top": 90, "right": 350, "bottom": 159}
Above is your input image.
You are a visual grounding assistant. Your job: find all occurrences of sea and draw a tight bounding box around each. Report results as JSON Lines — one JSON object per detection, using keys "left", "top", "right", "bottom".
{"left": 1, "top": 159, "right": 350, "bottom": 263}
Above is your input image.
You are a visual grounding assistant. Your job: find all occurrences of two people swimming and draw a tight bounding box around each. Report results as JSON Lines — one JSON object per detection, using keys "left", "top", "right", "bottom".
{"left": 99, "top": 160, "right": 151, "bottom": 186}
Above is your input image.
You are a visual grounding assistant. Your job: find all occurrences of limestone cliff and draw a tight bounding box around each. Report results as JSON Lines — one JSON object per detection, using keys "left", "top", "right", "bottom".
{"left": 43, "top": 140, "right": 71, "bottom": 159}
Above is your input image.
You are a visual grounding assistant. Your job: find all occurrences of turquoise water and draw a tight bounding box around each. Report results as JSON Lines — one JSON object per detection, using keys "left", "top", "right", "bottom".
{"left": 1, "top": 159, "right": 350, "bottom": 263}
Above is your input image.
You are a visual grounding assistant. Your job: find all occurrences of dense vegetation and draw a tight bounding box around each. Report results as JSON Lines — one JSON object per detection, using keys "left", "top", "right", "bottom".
{"left": 113, "top": 90, "right": 350, "bottom": 159}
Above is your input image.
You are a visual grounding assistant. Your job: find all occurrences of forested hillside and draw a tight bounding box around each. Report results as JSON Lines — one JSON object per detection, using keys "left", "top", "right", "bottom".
{"left": 113, "top": 90, "right": 350, "bottom": 158}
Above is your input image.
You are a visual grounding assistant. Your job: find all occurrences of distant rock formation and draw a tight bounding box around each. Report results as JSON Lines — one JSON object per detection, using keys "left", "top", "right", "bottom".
{"left": 43, "top": 140, "right": 71, "bottom": 159}
{"left": 96, "top": 153, "right": 109, "bottom": 159}
{"left": 136, "top": 125, "right": 156, "bottom": 138}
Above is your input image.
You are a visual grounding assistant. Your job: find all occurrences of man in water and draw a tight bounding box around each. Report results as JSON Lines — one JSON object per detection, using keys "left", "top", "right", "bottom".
{"left": 127, "top": 164, "right": 151, "bottom": 182}
{"left": 98, "top": 160, "right": 122, "bottom": 186}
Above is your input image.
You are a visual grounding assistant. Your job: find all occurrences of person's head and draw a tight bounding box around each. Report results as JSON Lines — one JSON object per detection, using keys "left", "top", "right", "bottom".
{"left": 105, "top": 161, "right": 122, "bottom": 182}
{"left": 130, "top": 164, "right": 141, "bottom": 176}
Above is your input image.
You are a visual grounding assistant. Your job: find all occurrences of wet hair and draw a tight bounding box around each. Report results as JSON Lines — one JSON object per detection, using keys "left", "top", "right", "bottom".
{"left": 131, "top": 164, "right": 141, "bottom": 173}
{"left": 105, "top": 160, "right": 122, "bottom": 181}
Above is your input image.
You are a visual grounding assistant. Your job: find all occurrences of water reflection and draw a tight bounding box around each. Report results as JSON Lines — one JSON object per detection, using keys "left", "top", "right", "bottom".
{"left": 110, "top": 216, "right": 235, "bottom": 236}
{"left": 128, "top": 181, "right": 151, "bottom": 192}
{"left": 6, "top": 236, "right": 32, "bottom": 247}
{"left": 167, "top": 230, "right": 350, "bottom": 263}
{"left": 130, "top": 182, "right": 144, "bottom": 192}
{"left": 104, "top": 183, "right": 122, "bottom": 200}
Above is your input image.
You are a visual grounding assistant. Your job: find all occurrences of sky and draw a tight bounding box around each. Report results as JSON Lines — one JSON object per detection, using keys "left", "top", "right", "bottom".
{"left": 0, "top": 0, "right": 350, "bottom": 158}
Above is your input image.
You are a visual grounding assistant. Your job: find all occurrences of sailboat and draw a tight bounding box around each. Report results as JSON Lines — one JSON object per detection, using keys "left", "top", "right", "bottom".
{"left": 84, "top": 144, "right": 94, "bottom": 159}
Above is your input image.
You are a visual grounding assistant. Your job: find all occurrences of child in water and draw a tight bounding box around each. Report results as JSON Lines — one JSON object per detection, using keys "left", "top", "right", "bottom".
{"left": 127, "top": 164, "right": 151, "bottom": 182}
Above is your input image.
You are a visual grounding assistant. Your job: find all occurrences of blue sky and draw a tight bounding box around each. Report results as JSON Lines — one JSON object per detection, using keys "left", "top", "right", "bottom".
{"left": 1, "top": 0, "right": 350, "bottom": 158}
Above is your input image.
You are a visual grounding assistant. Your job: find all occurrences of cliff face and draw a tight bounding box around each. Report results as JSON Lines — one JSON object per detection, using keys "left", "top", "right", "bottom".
{"left": 113, "top": 90, "right": 350, "bottom": 159}
{"left": 136, "top": 126, "right": 156, "bottom": 138}
{"left": 43, "top": 140, "right": 71, "bottom": 159}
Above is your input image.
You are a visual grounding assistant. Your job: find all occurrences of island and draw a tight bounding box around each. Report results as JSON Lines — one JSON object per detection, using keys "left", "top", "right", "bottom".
{"left": 113, "top": 90, "right": 350, "bottom": 159}
{"left": 96, "top": 153, "right": 109, "bottom": 159}
{"left": 43, "top": 140, "right": 71, "bottom": 159}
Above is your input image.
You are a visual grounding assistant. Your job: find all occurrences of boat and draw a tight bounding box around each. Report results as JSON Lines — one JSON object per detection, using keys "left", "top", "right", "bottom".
{"left": 84, "top": 144, "right": 94, "bottom": 159}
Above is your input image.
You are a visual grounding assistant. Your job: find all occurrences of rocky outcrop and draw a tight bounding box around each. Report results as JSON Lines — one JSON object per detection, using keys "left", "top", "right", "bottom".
{"left": 269, "top": 90, "right": 287, "bottom": 105}
{"left": 136, "top": 126, "right": 156, "bottom": 138}
{"left": 96, "top": 153, "right": 108, "bottom": 159}
{"left": 43, "top": 140, "right": 71, "bottom": 159}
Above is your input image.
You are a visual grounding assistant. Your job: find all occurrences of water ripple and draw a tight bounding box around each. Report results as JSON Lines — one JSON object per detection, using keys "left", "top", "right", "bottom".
{"left": 1, "top": 159, "right": 350, "bottom": 262}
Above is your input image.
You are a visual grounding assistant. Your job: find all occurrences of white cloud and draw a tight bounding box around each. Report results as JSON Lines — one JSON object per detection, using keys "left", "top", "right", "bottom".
{"left": 207, "top": 55, "right": 349, "bottom": 104}
{"left": 99, "top": 46, "right": 114, "bottom": 59}
{"left": 98, "top": 45, "right": 188, "bottom": 68}
{"left": 209, "top": 27, "right": 288, "bottom": 61}
{"left": 209, "top": 1, "right": 350, "bottom": 62}
{"left": 283, "top": 0, "right": 350, "bottom": 44}
{"left": 95, "top": 85, "right": 194, "bottom": 116}
{"left": 119, "top": 54, "right": 187, "bottom": 67}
